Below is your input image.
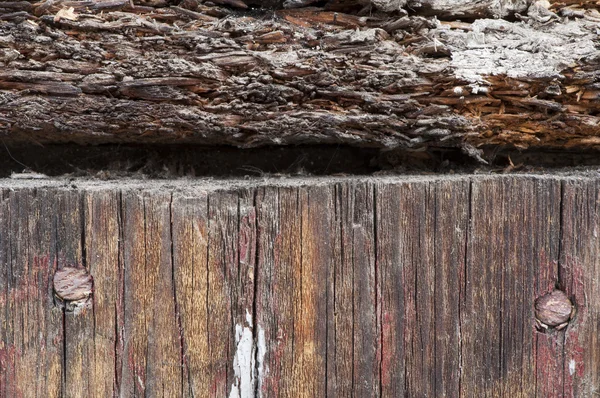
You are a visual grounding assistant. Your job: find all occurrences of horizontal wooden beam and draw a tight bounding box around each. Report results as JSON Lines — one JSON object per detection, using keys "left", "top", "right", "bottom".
{"left": 1, "top": 1, "right": 599, "bottom": 158}
{"left": 0, "top": 174, "right": 598, "bottom": 396}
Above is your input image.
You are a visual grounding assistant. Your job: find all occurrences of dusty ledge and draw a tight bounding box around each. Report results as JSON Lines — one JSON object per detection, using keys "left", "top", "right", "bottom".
{"left": 2, "top": 168, "right": 600, "bottom": 192}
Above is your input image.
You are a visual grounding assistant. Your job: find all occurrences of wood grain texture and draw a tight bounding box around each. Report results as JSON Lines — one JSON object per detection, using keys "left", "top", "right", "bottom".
{"left": 463, "top": 177, "right": 562, "bottom": 397}
{"left": 560, "top": 179, "right": 600, "bottom": 397}
{"left": 121, "top": 191, "right": 181, "bottom": 397}
{"left": 172, "top": 191, "right": 211, "bottom": 396}
{"left": 0, "top": 175, "right": 599, "bottom": 396}
{"left": 328, "top": 182, "right": 378, "bottom": 397}
{"left": 84, "top": 191, "right": 122, "bottom": 396}
{"left": 255, "top": 185, "right": 333, "bottom": 397}
{"left": 0, "top": 188, "right": 63, "bottom": 398}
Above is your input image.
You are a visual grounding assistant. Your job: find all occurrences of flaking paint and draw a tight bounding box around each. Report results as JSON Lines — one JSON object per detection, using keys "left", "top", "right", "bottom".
{"left": 229, "top": 310, "right": 267, "bottom": 398}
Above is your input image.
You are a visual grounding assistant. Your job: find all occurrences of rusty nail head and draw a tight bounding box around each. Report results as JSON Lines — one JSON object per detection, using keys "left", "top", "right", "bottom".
{"left": 53, "top": 266, "right": 93, "bottom": 314}
{"left": 535, "top": 289, "right": 574, "bottom": 330}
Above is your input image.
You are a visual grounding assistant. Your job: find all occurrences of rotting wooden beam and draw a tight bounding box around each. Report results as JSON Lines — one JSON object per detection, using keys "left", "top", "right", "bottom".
{"left": 0, "top": 175, "right": 598, "bottom": 396}
{"left": 0, "top": 0, "right": 599, "bottom": 160}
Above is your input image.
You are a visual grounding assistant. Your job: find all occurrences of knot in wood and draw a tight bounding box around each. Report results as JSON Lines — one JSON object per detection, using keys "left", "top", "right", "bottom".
{"left": 53, "top": 267, "right": 93, "bottom": 314}
{"left": 535, "top": 290, "right": 573, "bottom": 330}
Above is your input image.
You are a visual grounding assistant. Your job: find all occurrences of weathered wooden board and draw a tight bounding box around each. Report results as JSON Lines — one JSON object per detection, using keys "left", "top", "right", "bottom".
{"left": 0, "top": 175, "right": 598, "bottom": 396}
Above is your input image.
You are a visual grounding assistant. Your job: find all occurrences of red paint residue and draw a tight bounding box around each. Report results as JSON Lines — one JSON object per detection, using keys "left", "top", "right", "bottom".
{"left": 1, "top": 256, "right": 52, "bottom": 306}
{"left": 261, "top": 328, "right": 283, "bottom": 398}
{"left": 560, "top": 255, "right": 586, "bottom": 397}
{"left": 380, "top": 310, "right": 393, "bottom": 388}
{"left": 208, "top": 369, "right": 227, "bottom": 398}
{"left": 535, "top": 332, "right": 563, "bottom": 398}
{"left": 0, "top": 343, "right": 22, "bottom": 398}
{"left": 125, "top": 344, "right": 146, "bottom": 396}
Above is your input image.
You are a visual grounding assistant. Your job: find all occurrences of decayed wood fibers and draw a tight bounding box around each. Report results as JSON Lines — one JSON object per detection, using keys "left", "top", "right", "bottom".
{"left": 0, "top": 0, "right": 599, "bottom": 158}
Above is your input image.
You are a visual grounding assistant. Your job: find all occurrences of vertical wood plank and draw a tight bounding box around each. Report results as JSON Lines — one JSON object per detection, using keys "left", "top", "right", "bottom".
{"left": 145, "top": 193, "right": 182, "bottom": 396}
{"left": 526, "top": 179, "right": 562, "bottom": 398}
{"left": 85, "top": 191, "right": 122, "bottom": 396}
{"left": 329, "top": 184, "right": 353, "bottom": 397}
{"left": 461, "top": 178, "right": 501, "bottom": 396}
{"left": 206, "top": 191, "right": 238, "bottom": 397}
{"left": 502, "top": 178, "right": 560, "bottom": 397}
{"left": 172, "top": 192, "right": 210, "bottom": 396}
{"left": 377, "top": 179, "right": 469, "bottom": 397}
{"left": 0, "top": 188, "right": 63, "bottom": 398}
{"left": 462, "top": 178, "right": 512, "bottom": 396}
{"left": 37, "top": 189, "right": 65, "bottom": 398}
{"left": 236, "top": 190, "right": 257, "bottom": 326}
{"left": 296, "top": 186, "right": 332, "bottom": 397}
{"left": 462, "top": 177, "right": 561, "bottom": 397}
{"left": 229, "top": 189, "right": 258, "bottom": 397}
{"left": 256, "top": 185, "right": 333, "bottom": 397}
{"left": 560, "top": 179, "right": 600, "bottom": 397}
{"left": 203, "top": 188, "right": 258, "bottom": 398}
{"left": 256, "top": 186, "right": 290, "bottom": 397}
{"left": 328, "top": 182, "right": 378, "bottom": 396}
{"left": 63, "top": 191, "right": 122, "bottom": 397}
{"left": 57, "top": 190, "right": 91, "bottom": 398}
{"left": 0, "top": 190, "right": 8, "bottom": 397}
{"left": 120, "top": 191, "right": 181, "bottom": 397}
{"left": 120, "top": 191, "right": 146, "bottom": 396}
{"left": 433, "top": 180, "right": 469, "bottom": 397}
{"left": 399, "top": 182, "right": 436, "bottom": 397}
{"left": 376, "top": 182, "right": 406, "bottom": 397}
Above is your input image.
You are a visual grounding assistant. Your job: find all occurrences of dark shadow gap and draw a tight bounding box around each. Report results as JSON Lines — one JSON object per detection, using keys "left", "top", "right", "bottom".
{"left": 2, "top": 143, "right": 600, "bottom": 178}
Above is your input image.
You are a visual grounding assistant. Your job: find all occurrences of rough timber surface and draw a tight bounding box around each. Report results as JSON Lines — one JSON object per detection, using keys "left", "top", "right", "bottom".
{"left": 0, "top": 0, "right": 600, "bottom": 157}
{"left": 0, "top": 174, "right": 599, "bottom": 396}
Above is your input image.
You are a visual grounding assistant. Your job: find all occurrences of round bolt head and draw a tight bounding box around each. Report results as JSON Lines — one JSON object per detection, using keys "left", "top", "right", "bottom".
{"left": 535, "top": 290, "right": 573, "bottom": 328}
{"left": 53, "top": 267, "right": 93, "bottom": 314}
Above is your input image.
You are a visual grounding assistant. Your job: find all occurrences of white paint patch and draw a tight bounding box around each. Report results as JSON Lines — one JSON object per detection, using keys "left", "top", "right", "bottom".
{"left": 246, "top": 309, "right": 253, "bottom": 326}
{"left": 569, "top": 359, "right": 576, "bottom": 376}
{"left": 137, "top": 375, "right": 145, "bottom": 391}
{"left": 229, "top": 385, "right": 240, "bottom": 398}
{"left": 230, "top": 324, "right": 254, "bottom": 398}
{"left": 229, "top": 310, "right": 267, "bottom": 398}
{"left": 256, "top": 326, "right": 266, "bottom": 397}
